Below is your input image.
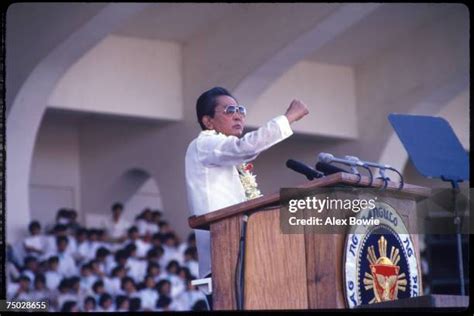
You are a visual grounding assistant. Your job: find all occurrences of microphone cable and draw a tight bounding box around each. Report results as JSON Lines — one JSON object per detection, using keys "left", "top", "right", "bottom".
{"left": 388, "top": 167, "right": 404, "bottom": 190}
{"left": 235, "top": 214, "right": 249, "bottom": 310}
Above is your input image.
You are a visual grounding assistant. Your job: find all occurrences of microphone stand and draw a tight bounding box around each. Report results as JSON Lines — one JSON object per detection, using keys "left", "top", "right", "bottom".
{"left": 441, "top": 176, "right": 465, "bottom": 296}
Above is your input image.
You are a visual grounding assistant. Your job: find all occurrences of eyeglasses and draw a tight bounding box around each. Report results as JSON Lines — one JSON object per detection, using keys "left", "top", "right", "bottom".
{"left": 217, "top": 105, "right": 247, "bottom": 116}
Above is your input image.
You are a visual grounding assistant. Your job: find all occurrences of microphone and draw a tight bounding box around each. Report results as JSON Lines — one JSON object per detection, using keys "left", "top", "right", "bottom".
{"left": 318, "top": 152, "right": 365, "bottom": 167}
{"left": 345, "top": 155, "right": 392, "bottom": 170}
{"left": 344, "top": 155, "right": 394, "bottom": 183}
{"left": 286, "top": 159, "right": 323, "bottom": 180}
{"left": 315, "top": 162, "right": 348, "bottom": 176}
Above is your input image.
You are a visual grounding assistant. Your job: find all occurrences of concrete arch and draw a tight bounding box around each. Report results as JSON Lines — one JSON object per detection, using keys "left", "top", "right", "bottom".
{"left": 112, "top": 168, "right": 151, "bottom": 203}
{"left": 232, "top": 3, "right": 381, "bottom": 106}
{"left": 111, "top": 168, "right": 163, "bottom": 222}
{"left": 378, "top": 77, "right": 469, "bottom": 173}
{"left": 6, "top": 4, "right": 151, "bottom": 241}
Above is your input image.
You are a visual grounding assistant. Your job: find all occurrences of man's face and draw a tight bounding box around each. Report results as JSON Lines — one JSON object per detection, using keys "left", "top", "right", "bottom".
{"left": 113, "top": 209, "right": 122, "bottom": 219}
{"left": 205, "top": 95, "right": 245, "bottom": 137}
{"left": 57, "top": 240, "right": 68, "bottom": 252}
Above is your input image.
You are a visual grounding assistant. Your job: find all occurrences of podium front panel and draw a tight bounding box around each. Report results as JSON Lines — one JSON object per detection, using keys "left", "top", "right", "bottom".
{"left": 244, "top": 208, "right": 308, "bottom": 309}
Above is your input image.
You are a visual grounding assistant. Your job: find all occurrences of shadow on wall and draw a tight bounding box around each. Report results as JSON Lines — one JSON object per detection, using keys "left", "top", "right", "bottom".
{"left": 86, "top": 168, "right": 164, "bottom": 226}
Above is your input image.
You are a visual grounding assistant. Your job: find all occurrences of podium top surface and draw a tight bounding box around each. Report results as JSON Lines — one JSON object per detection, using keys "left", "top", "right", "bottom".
{"left": 188, "top": 172, "right": 431, "bottom": 230}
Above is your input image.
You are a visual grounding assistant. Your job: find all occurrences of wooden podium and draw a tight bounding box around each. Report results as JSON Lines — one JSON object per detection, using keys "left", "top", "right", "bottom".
{"left": 188, "top": 172, "right": 431, "bottom": 310}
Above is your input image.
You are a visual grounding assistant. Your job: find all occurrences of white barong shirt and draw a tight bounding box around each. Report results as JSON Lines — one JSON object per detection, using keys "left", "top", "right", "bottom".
{"left": 185, "top": 115, "right": 293, "bottom": 277}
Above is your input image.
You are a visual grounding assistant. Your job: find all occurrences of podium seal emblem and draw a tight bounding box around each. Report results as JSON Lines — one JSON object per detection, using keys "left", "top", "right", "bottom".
{"left": 343, "top": 201, "right": 420, "bottom": 308}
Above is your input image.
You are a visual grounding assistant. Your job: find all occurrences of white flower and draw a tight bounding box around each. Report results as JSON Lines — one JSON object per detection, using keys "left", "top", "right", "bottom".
{"left": 237, "top": 163, "right": 262, "bottom": 200}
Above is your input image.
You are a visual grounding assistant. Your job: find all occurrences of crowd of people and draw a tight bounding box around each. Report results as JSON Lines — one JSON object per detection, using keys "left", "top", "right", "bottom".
{"left": 6, "top": 203, "right": 208, "bottom": 312}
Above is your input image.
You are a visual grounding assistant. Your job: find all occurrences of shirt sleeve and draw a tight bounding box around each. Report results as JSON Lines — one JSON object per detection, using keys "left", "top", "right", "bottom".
{"left": 196, "top": 115, "right": 293, "bottom": 166}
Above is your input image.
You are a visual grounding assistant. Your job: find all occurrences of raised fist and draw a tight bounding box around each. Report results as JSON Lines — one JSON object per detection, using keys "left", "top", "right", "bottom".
{"left": 285, "top": 99, "right": 309, "bottom": 124}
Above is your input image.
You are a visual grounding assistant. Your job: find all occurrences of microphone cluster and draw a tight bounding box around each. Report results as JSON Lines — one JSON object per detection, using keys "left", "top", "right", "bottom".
{"left": 285, "top": 152, "right": 404, "bottom": 189}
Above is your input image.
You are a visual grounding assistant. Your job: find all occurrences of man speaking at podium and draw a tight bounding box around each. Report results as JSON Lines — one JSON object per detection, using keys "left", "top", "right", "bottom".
{"left": 185, "top": 87, "right": 309, "bottom": 282}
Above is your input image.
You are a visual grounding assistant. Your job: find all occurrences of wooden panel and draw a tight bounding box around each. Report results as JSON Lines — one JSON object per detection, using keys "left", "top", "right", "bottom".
{"left": 244, "top": 208, "right": 308, "bottom": 309}
{"left": 305, "top": 233, "right": 346, "bottom": 308}
{"left": 210, "top": 215, "right": 242, "bottom": 310}
{"left": 189, "top": 172, "right": 431, "bottom": 230}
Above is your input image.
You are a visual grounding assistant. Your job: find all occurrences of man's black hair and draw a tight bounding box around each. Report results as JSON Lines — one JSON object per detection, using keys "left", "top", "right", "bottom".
{"left": 19, "top": 274, "right": 31, "bottom": 282}
{"left": 121, "top": 276, "right": 135, "bottom": 290}
{"left": 129, "top": 297, "right": 142, "bottom": 312}
{"left": 28, "top": 220, "right": 41, "bottom": 233}
{"left": 24, "top": 255, "right": 37, "bottom": 266}
{"left": 34, "top": 273, "right": 46, "bottom": 284}
{"left": 99, "top": 293, "right": 112, "bottom": 307}
{"left": 92, "top": 279, "right": 104, "bottom": 292}
{"left": 116, "top": 295, "right": 129, "bottom": 308}
{"left": 48, "top": 256, "right": 59, "bottom": 264}
{"left": 61, "top": 301, "right": 77, "bottom": 312}
{"left": 56, "top": 235, "right": 69, "bottom": 245}
{"left": 127, "top": 226, "right": 139, "bottom": 235}
{"left": 84, "top": 295, "right": 96, "bottom": 306}
{"left": 156, "top": 279, "right": 171, "bottom": 295}
{"left": 96, "top": 247, "right": 110, "bottom": 258}
{"left": 196, "top": 87, "right": 235, "bottom": 130}
{"left": 156, "top": 295, "right": 172, "bottom": 309}
{"left": 112, "top": 202, "right": 123, "bottom": 212}
{"left": 187, "top": 232, "right": 196, "bottom": 243}
{"left": 53, "top": 224, "right": 67, "bottom": 233}
{"left": 192, "top": 299, "right": 209, "bottom": 311}
{"left": 114, "top": 249, "right": 129, "bottom": 262}
{"left": 58, "top": 278, "right": 71, "bottom": 291}
{"left": 111, "top": 265, "right": 125, "bottom": 277}
{"left": 56, "top": 208, "right": 69, "bottom": 219}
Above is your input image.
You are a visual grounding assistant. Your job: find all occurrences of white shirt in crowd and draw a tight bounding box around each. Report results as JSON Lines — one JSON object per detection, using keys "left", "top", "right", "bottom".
{"left": 174, "top": 289, "right": 207, "bottom": 311}
{"left": 101, "top": 216, "right": 131, "bottom": 240}
{"left": 80, "top": 274, "right": 98, "bottom": 294}
{"left": 104, "top": 277, "right": 124, "bottom": 297}
{"left": 23, "top": 235, "right": 48, "bottom": 258}
{"left": 161, "top": 245, "right": 183, "bottom": 267}
{"left": 136, "top": 219, "right": 159, "bottom": 236}
{"left": 126, "top": 257, "right": 147, "bottom": 283}
{"left": 185, "top": 115, "right": 293, "bottom": 277}
{"left": 45, "top": 270, "right": 62, "bottom": 291}
{"left": 43, "top": 235, "right": 77, "bottom": 260}
{"left": 128, "top": 239, "right": 152, "bottom": 259}
{"left": 57, "top": 292, "right": 78, "bottom": 311}
{"left": 168, "top": 274, "right": 186, "bottom": 299}
{"left": 139, "top": 288, "right": 159, "bottom": 310}
{"left": 31, "top": 288, "right": 51, "bottom": 303}
{"left": 57, "top": 252, "right": 79, "bottom": 277}
{"left": 22, "top": 270, "right": 36, "bottom": 289}
{"left": 77, "top": 241, "right": 101, "bottom": 263}
{"left": 184, "top": 260, "right": 199, "bottom": 279}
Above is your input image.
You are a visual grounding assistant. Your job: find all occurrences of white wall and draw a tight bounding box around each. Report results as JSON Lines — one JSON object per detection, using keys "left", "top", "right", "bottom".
{"left": 247, "top": 61, "right": 358, "bottom": 138}
{"left": 347, "top": 7, "right": 469, "bottom": 163}
{"left": 437, "top": 89, "right": 470, "bottom": 150}
{"left": 30, "top": 112, "right": 166, "bottom": 234}
{"left": 29, "top": 114, "right": 82, "bottom": 228}
{"left": 48, "top": 35, "right": 183, "bottom": 120}
{"left": 123, "top": 178, "right": 163, "bottom": 223}
{"left": 86, "top": 177, "right": 163, "bottom": 228}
